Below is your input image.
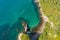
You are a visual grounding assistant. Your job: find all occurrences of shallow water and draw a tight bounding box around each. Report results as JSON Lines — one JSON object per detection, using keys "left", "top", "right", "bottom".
{"left": 0, "top": 0, "right": 40, "bottom": 40}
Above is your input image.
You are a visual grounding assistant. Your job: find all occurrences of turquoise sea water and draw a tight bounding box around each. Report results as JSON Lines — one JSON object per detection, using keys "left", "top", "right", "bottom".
{"left": 0, "top": 0, "right": 40, "bottom": 40}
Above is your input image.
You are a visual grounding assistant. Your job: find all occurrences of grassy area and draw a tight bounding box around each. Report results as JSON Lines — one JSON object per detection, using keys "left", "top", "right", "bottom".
{"left": 20, "top": 0, "right": 60, "bottom": 40}
{"left": 39, "top": 0, "right": 60, "bottom": 40}
{"left": 21, "top": 33, "right": 30, "bottom": 40}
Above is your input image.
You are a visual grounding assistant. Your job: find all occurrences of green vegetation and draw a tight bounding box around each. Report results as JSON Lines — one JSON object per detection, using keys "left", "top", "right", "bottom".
{"left": 21, "top": 33, "right": 30, "bottom": 40}
{"left": 20, "top": 0, "right": 60, "bottom": 40}
{"left": 39, "top": 0, "right": 60, "bottom": 40}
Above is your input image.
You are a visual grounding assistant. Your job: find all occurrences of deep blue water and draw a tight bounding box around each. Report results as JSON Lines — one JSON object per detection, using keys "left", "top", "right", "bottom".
{"left": 0, "top": 0, "right": 40, "bottom": 40}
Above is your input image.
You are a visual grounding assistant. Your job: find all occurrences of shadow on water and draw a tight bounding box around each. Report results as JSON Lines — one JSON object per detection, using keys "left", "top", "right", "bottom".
{"left": 0, "top": 17, "right": 29, "bottom": 40}
{"left": 0, "top": 23, "right": 10, "bottom": 40}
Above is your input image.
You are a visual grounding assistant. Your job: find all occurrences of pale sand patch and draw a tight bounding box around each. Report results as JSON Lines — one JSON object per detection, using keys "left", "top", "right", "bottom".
{"left": 18, "top": 33, "right": 23, "bottom": 40}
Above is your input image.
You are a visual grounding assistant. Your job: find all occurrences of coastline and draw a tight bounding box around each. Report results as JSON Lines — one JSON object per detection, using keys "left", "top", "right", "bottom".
{"left": 33, "top": 0, "right": 54, "bottom": 33}
{"left": 32, "top": 0, "right": 48, "bottom": 33}
{"left": 18, "top": 0, "right": 46, "bottom": 40}
{"left": 18, "top": 0, "right": 47, "bottom": 40}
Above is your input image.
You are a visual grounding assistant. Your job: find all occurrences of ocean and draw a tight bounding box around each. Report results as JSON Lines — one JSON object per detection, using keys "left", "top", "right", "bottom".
{"left": 0, "top": 0, "right": 40, "bottom": 40}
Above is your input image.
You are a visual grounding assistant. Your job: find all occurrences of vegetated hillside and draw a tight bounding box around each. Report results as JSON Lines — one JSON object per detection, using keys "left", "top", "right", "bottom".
{"left": 39, "top": 0, "right": 60, "bottom": 40}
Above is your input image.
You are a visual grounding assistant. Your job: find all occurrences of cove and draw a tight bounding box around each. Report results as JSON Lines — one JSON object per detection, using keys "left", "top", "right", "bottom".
{"left": 0, "top": 0, "right": 41, "bottom": 40}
